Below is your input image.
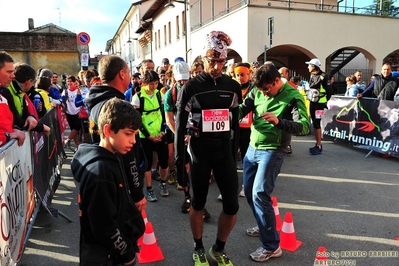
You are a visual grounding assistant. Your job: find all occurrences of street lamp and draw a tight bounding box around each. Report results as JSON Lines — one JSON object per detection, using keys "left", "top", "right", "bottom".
{"left": 127, "top": 38, "right": 137, "bottom": 74}
{"left": 164, "top": 0, "right": 175, "bottom": 8}
{"left": 164, "top": 0, "right": 188, "bottom": 62}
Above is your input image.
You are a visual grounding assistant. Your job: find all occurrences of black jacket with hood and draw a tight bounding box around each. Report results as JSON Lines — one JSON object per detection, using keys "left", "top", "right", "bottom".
{"left": 71, "top": 144, "right": 145, "bottom": 264}
{"left": 84, "top": 85, "right": 147, "bottom": 203}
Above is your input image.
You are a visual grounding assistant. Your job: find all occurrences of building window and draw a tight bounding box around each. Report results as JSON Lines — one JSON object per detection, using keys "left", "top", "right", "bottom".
{"left": 168, "top": 22, "right": 172, "bottom": 44}
{"left": 182, "top": 11, "right": 186, "bottom": 37}
{"left": 154, "top": 32, "right": 157, "bottom": 50}
{"left": 158, "top": 29, "right": 161, "bottom": 49}
{"left": 164, "top": 25, "right": 167, "bottom": 46}
{"left": 145, "top": 42, "right": 151, "bottom": 55}
{"left": 176, "top": 15, "right": 180, "bottom": 40}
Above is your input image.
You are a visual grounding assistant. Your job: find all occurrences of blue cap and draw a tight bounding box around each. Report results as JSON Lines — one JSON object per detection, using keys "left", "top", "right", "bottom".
{"left": 174, "top": 57, "right": 185, "bottom": 63}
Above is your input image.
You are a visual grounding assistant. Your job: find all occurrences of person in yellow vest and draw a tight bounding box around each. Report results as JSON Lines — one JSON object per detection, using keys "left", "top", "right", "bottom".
{"left": 234, "top": 62, "right": 254, "bottom": 197}
{"left": 35, "top": 76, "right": 55, "bottom": 111}
{"left": 305, "top": 58, "right": 333, "bottom": 155}
{"left": 131, "top": 70, "right": 169, "bottom": 202}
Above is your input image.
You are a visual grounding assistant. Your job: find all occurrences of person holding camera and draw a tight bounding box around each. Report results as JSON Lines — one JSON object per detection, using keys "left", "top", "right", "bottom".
{"left": 305, "top": 58, "right": 332, "bottom": 155}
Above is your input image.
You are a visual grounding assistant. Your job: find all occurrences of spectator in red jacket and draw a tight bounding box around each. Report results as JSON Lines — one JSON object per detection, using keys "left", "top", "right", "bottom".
{"left": 0, "top": 94, "right": 25, "bottom": 147}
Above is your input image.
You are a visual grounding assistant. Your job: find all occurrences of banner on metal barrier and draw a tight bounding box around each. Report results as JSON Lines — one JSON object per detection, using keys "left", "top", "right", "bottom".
{"left": 321, "top": 96, "right": 399, "bottom": 158}
{"left": 32, "top": 108, "right": 65, "bottom": 218}
{"left": 0, "top": 132, "right": 32, "bottom": 265}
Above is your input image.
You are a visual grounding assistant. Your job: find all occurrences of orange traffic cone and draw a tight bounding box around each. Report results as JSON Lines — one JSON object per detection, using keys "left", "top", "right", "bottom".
{"left": 279, "top": 212, "right": 302, "bottom": 252}
{"left": 142, "top": 209, "right": 148, "bottom": 224}
{"left": 272, "top": 196, "right": 282, "bottom": 231}
{"left": 138, "top": 210, "right": 148, "bottom": 246}
{"left": 137, "top": 222, "right": 164, "bottom": 263}
{"left": 313, "top": 246, "right": 328, "bottom": 265}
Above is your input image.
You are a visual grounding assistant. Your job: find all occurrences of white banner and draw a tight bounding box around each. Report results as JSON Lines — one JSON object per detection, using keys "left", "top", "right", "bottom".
{"left": 0, "top": 132, "right": 33, "bottom": 265}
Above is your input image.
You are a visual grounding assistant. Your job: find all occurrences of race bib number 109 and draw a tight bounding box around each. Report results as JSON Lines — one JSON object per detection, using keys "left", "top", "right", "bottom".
{"left": 202, "top": 109, "right": 230, "bottom": 132}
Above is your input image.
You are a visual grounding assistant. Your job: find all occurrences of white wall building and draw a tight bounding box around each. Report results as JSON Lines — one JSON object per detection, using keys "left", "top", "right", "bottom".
{"left": 106, "top": 0, "right": 399, "bottom": 91}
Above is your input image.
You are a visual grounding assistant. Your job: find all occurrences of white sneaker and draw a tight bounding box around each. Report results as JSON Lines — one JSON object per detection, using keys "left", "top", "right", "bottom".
{"left": 217, "top": 194, "right": 223, "bottom": 201}
{"left": 250, "top": 246, "right": 282, "bottom": 262}
{"left": 239, "top": 185, "right": 245, "bottom": 197}
{"left": 64, "top": 139, "right": 71, "bottom": 149}
{"left": 246, "top": 226, "right": 259, "bottom": 237}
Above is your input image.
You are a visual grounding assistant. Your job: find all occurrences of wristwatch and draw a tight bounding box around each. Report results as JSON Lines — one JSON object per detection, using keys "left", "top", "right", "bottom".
{"left": 5, "top": 132, "right": 10, "bottom": 142}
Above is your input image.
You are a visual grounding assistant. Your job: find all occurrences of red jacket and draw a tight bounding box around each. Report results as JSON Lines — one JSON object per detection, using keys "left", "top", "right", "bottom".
{"left": 0, "top": 94, "right": 14, "bottom": 147}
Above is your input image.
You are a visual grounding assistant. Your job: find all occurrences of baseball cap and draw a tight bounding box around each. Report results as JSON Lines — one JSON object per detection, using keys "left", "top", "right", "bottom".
{"left": 305, "top": 58, "right": 321, "bottom": 68}
{"left": 174, "top": 57, "right": 185, "bottom": 63}
{"left": 173, "top": 61, "right": 190, "bottom": 81}
{"left": 162, "top": 58, "right": 169, "bottom": 64}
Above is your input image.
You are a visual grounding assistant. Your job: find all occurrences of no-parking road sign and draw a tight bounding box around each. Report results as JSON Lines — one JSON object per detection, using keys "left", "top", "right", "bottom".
{"left": 77, "top": 32, "right": 91, "bottom": 45}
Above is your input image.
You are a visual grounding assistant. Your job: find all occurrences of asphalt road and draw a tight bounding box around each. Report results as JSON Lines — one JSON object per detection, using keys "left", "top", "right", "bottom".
{"left": 18, "top": 135, "right": 399, "bottom": 266}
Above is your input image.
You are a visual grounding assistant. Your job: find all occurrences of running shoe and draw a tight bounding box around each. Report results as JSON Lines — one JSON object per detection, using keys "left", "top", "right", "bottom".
{"left": 217, "top": 194, "right": 222, "bottom": 201}
{"left": 64, "top": 139, "right": 71, "bottom": 149}
{"left": 239, "top": 185, "right": 245, "bottom": 197}
{"left": 286, "top": 145, "right": 292, "bottom": 154}
{"left": 193, "top": 248, "right": 209, "bottom": 266}
{"left": 176, "top": 182, "right": 183, "bottom": 190}
{"left": 250, "top": 246, "right": 282, "bottom": 262}
{"left": 167, "top": 170, "right": 176, "bottom": 184}
{"left": 159, "top": 182, "right": 169, "bottom": 197}
{"left": 146, "top": 188, "right": 157, "bottom": 202}
{"left": 202, "top": 208, "right": 211, "bottom": 219}
{"left": 181, "top": 197, "right": 191, "bottom": 213}
{"left": 209, "top": 246, "right": 233, "bottom": 266}
{"left": 151, "top": 170, "right": 161, "bottom": 181}
{"left": 309, "top": 145, "right": 322, "bottom": 155}
{"left": 246, "top": 226, "right": 259, "bottom": 237}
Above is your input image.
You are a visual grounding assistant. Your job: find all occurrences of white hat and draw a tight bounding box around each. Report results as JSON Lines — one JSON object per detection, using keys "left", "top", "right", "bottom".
{"left": 305, "top": 58, "right": 321, "bottom": 68}
{"left": 173, "top": 61, "right": 190, "bottom": 81}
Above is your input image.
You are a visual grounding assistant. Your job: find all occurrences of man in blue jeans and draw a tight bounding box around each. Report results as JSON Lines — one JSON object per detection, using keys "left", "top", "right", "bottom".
{"left": 239, "top": 63, "right": 309, "bottom": 262}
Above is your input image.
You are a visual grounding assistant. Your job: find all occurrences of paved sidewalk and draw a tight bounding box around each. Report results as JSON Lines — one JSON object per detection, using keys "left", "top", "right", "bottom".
{"left": 19, "top": 135, "right": 399, "bottom": 266}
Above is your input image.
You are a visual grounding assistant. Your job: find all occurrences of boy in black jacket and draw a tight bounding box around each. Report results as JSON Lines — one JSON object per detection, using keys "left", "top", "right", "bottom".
{"left": 71, "top": 98, "right": 145, "bottom": 266}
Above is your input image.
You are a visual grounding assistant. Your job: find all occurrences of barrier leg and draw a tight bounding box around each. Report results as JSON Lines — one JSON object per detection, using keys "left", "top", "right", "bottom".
{"left": 58, "top": 210, "right": 74, "bottom": 223}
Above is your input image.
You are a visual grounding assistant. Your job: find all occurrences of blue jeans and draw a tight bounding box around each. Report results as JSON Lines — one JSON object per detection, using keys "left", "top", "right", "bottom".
{"left": 243, "top": 145, "right": 285, "bottom": 250}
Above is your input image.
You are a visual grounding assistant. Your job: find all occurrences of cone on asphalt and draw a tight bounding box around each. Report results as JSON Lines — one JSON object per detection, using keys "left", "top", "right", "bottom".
{"left": 272, "top": 196, "right": 282, "bottom": 231}
{"left": 137, "top": 222, "right": 164, "bottom": 263}
{"left": 279, "top": 212, "right": 302, "bottom": 252}
{"left": 138, "top": 210, "right": 148, "bottom": 246}
{"left": 313, "top": 246, "right": 328, "bottom": 265}
{"left": 142, "top": 210, "right": 148, "bottom": 224}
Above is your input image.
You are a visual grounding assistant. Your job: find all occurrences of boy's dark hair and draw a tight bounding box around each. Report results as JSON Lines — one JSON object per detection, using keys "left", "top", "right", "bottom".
{"left": 67, "top": 75, "right": 77, "bottom": 82}
{"left": 98, "top": 97, "right": 142, "bottom": 138}
{"left": 142, "top": 70, "right": 159, "bottom": 84}
{"left": 0, "top": 51, "right": 14, "bottom": 69}
{"left": 253, "top": 64, "right": 280, "bottom": 88}
{"left": 98, "top": 55, "right": 127, "bottom": 84}
{"left": 14, "top": 63, "right": 36, "bottom": 83}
